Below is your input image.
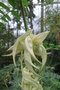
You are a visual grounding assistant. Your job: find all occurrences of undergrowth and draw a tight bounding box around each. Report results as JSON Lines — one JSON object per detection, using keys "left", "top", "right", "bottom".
{"left": 0, "top": 64, "right": 60, "bottom": 90}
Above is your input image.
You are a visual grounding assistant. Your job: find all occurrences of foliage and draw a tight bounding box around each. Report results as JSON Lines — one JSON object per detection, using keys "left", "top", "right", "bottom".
{"left": 0, "top": 2, "right": 10, "bottom": 23}
{"left": 0, "top": 0, "right": 35, "bottom": 31}
{"left": 42, "top": 70, "right": 60, "bottom": 90}
{"left": 45, "top": 0, "right": 54, "bottom": 4}
{"left": 0, "top": 64, "right": 60, "bottom": 90}
{"left": 0, "top": 1, "right": 20, "bottom": 23}
{"left": 0, "top": 22, "right": 14, "bottom": 68}
{"left": 7, "top": 0, "right": 30, "bottom": 31}
{"left": 8, "top": 0, "right": 29, "bottom": 8}
{"left": 0, "top": 23, "right": 14, "bottom": 47}
{"left": 45, "top": 4, "right": 60, "bottom": 45}
{"left": 43, "top": 27, "right": 60, "bottom": 67}
{"left": 0, "top": 64, "right": 22, "bottom": 90}
{"left": 43, "top": 37, "right": 60, "bottom": 70}
{"left": 45, "top": 4, "right": 60, "bottom": 74}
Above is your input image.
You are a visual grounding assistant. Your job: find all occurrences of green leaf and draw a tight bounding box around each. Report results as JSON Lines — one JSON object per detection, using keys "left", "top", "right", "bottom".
{"left": 0, "top": 10, "right": 11, "bottom": 21}
{"left": 5, "top": 14, "right": 11, "bottom": 21}
{"left": 45, "top": 0, "right": 54, "bottom": 4}
{"left": 55, "top": 45, "right": 60, "bottom": 50}
{"left": 1, "top": 17, "right": 8, "bottom": 22}
{"left": 0, "top": 10, "right": 4, "bottom": 15}
{"left": 0, "top": 2, "right": 10, "bottom": 11}
{"left": 22, "top": 0, "right": 29, "bottom": 6}
{"left": 49, "top": 43, "right": 55, "bottom": 48}
{"left": 8, "top": 0, "right": 16, "bottom": 7}
{"left": 0, "top": 22, "right": 5, "bottom": 26}
{"left": 11, "top": 10, "right": 20, "bottom": 20}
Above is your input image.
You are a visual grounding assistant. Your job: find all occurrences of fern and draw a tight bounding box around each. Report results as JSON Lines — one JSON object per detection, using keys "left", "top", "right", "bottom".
{"left": 41, "top": 71, "right": 60, "bottom": 90}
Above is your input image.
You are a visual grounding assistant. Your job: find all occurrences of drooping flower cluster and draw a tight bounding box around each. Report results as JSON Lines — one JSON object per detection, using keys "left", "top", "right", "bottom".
{"left": 7, "top": 30, "right": 49, "bottom": 90}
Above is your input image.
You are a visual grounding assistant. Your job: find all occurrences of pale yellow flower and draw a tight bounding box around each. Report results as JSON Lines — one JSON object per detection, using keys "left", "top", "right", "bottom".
{"left": 7, "top": 30, "right": 49, "bottom": 90}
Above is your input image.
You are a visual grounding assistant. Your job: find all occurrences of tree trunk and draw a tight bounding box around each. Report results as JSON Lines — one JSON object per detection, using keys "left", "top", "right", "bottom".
{"left": 41, "top": 0, "right": 44, "bottom": 32}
